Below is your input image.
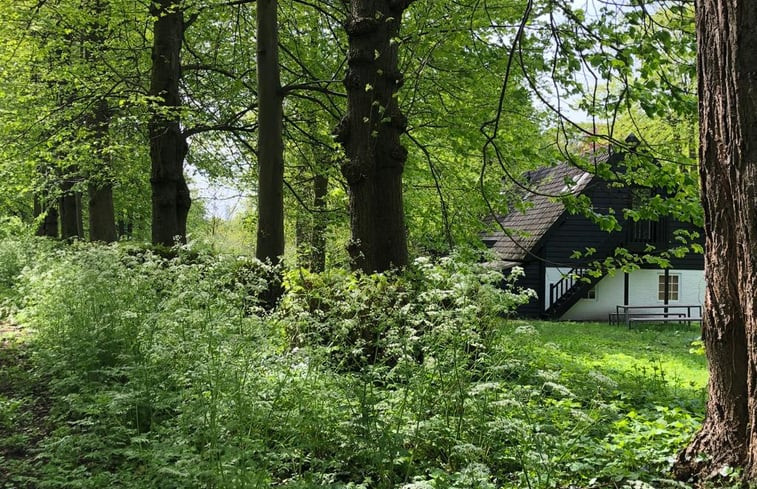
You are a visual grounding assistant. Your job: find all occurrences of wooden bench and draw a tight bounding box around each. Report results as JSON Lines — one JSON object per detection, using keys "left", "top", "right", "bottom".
{"left": 609, "top": 312, "right": 687, "bottom": 325}
{"left": 614, "top": 304, "right": 703, "bottom": 329}
{"left": 629, "top": 316, "right": 702, "bottom": 325}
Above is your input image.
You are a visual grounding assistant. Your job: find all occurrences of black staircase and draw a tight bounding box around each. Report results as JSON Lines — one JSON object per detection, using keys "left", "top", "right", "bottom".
{"left": 543, "top": 228, "right": 628, "bottom": 318}
{"left": 544, "top": 267, "right": 604, "bottom": 318}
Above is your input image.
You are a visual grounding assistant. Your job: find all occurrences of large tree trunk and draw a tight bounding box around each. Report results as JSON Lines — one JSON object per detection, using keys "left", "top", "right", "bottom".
{"left": 673, "top": 0, "right": 757, "bottom": 481}
{"left": 149, "top": 0, "right": 191, "bottom": 247}
{"left": 335, "top": 0, "right": 411, "bottom": 273}
{"left": 88, "top": 180, "right": 117, "bottom": 242}
{"left": 85, "top": 1, "right": 117, "bottom": 243}
{"left": 255, "top": 0, "right": 285, "bottom": 310}
{"left": 88, "top": 97, "right": 117, "bottom": 243}
{"left": 60, "top": 173, "right": 83, "bottom": 240}
{"left": 255, "top": 0, "right": 285, "bottom": 265}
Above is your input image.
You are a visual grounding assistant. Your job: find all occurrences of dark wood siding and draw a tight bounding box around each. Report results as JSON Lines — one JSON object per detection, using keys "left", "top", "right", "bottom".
{"left": 539, "top": 180, "right": 703, "bottom": 270}
{"left": 541, "top": 179, "right": 629, "bottom": 265}
{"left": 509, "top": 261, "right": 542, "bottom": 317}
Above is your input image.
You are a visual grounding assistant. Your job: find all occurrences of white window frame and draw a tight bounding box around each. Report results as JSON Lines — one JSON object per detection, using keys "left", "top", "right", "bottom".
{"left": 583, "top": 286, "right": 598, "bottom": 301}
{"left": 658, "top": 273, "right": 680, "bottom": 302}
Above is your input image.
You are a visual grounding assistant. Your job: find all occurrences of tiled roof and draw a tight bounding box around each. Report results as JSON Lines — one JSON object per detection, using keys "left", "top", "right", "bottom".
{"left": 486, "top": 161, "right": 599, "bottom": 263}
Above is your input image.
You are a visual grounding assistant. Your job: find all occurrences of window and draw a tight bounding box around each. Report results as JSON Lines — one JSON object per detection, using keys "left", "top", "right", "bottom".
{"left": 658, "top": 274, "right": 680, "bottom": 301}
{"left": 632, "top": 220, "right": 657, "bottom": 242}
{"left": 630, "top": 188, "right": 662, "bottom": 244}
{"left": 583, "top": 287, "right": 597, "bottom": 300}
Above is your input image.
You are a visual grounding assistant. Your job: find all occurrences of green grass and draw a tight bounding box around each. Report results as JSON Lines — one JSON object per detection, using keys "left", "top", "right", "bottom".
{"left": 0, "top": 318, "right": 709, "bottom": 488}
{"left": 0, "top": 240, "right": 713, "bottom": 489}
{"left": 529, "top": 320, "right": 707, "bottom": 390}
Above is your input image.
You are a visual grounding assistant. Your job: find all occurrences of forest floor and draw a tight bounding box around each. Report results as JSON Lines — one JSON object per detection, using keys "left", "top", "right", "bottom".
{"left": 0, "top": 317, "right": 710, "bottom": 489}
{"left": 0, "top": 322, "right": 51, "bottom": 488}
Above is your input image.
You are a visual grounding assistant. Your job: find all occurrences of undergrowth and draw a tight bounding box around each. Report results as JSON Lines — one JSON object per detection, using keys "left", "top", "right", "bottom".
{"left": 0, "top": 236, "right": 709, "bottom": 488}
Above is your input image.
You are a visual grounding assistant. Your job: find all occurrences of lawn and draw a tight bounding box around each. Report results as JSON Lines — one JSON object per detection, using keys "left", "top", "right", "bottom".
{"left": 529, "top": 320, "right": 707, "bottom": 391}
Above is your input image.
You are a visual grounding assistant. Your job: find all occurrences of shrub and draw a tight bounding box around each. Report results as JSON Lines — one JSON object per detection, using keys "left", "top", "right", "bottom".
{"left": 0, "top": 221, "right": 55, "bottom": 311}
{"left": 280, "top": 255, "right": 535, "bottom": 371}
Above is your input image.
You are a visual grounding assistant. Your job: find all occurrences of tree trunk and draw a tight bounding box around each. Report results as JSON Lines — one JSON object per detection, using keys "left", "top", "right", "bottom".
{"left": 254, "top": 0, "right": 285, "bottom": 310}
{"left": 117, "top": 217, "right": 133, "bottom": 240}
{"left": 311, "top": 173, "right": 328, "bottom": 273}
{"left": 88, "top": 181, "right": 117, "bottom": 242}
{"left": 673, "top": 0, "right": 757, "bottom": 481}
{"left": 88, "top": 98, "right": 117, "bottom": 243}
{"left": 335, "top": 0, "right": 411, "bottom": 273}
{"left": 60, "top": 174, "right": 83, "bottom": 240}
{"left": 85, "top": 1, "right": 117, "bottom": 243}
{"left": 34, "top": 194, "right": 58, "bottom": 238}
{"left": 295, "top": 199, "right": 309, "bottom": 268}
{"left": 149, "top": 0, "right": 191, "bottom": 247}
{"left": 255, "top": 0, "right": 285, "bottom": 265}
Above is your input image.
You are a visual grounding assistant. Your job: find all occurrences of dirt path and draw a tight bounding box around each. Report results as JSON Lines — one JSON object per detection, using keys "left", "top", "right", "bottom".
{"left": 1, "top": 320, "right": 24, "bottom": 346}
{"left": 0, "top": 321, "right": 49, "bottom": 488}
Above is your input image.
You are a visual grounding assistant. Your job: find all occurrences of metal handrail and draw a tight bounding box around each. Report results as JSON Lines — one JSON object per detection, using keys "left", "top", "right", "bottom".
{"left": 549, "top": 267, "right": 587, "bottom": 307}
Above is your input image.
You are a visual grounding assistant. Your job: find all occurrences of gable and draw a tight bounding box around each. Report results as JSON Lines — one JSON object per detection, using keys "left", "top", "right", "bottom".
{"left": 486, "top": 159, "right": 602, "bottom": 263}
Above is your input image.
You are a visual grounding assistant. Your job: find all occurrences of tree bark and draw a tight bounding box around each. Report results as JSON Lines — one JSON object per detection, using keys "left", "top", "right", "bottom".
{"left": 88, "top": 180, "right": 117, "bottom": 242}
{"left": 59, "top": 173, "right": 83, "bottom": 240}
{"left": 85, "top": 1, "right": 117, "bottom": 243}
{"left": 88, "top": 98, "right": 117, "bottom": 243}
{"left": 34, "top": 194, "right": 58, "bottom": 238}
{"left": 335, "top": 0, "right": 411, "bottom": 273}
{"left": 673, "top": 0, "right": 757, "bottom": 481}
{"left": 295, "top": 199, "right": 309, "bottom": 268}
{"left": 255, "top": 0, "right": 285, "bottom": 265}
{"left": 293, "top": 173, "right": 328, "bottom": 271}
{"left": 149, "top": 0, "right": 191, "bottom": 247}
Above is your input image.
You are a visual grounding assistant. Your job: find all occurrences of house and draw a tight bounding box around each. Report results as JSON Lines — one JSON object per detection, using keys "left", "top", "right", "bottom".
{"left": 484, "top": 149, "right": 704, "bottom": 321}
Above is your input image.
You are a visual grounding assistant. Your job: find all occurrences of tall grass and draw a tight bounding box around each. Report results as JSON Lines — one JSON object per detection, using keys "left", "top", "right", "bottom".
{"left": 0, "top": 237, "right": 707, "bottom": 488}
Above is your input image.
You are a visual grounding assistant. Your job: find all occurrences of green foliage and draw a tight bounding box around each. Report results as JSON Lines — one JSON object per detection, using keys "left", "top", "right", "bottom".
{"left": 0, "top": 238, "right": 708, "bottom": 489}
{"left": 281, "top": 256, "right": 534, "bottom": 370}
{"left": 397, "top": 1, "right": 555, "bottom": 253}
{"left": 0, "top": 222, "right": 56, "bottom": 312}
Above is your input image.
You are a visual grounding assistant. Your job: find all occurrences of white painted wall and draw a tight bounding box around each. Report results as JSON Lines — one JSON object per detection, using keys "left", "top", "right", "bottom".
{"left": 626, "top": 269, "right": 705, "bottom": 316}
{"left": 545, "top": 267, "right": 705, "bottom": 321}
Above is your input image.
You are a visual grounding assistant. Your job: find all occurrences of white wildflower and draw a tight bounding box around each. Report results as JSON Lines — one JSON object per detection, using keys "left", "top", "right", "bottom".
{"left": 543, "top": 381, "right": 574, "bottom": 398}
{"left": 514, "top": 323, "right": 539, "bottom": 336}
{"left": 588, "top": 370, "right": 619, "bottom": 389}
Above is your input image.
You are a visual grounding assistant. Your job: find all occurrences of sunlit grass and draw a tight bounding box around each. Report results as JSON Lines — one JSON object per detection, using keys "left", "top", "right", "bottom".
{"left": 522, "top": 320, "right": 707, "bottom": 390}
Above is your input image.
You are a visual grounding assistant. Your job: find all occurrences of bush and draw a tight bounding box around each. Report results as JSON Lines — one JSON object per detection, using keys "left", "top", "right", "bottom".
{"left": 0, "top": 220, "right": 55, "bottom": 311}
{"left": 280, "top": 255, "right": 535, "bottom": 371}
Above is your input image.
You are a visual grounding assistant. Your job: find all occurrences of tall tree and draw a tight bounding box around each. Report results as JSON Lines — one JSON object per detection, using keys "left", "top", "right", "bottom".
{"left": 59, "top": 169, "right": 83, "bottom": 240}
{"left": 255, "top": 0, "right": 285, "bottom": 265}
{"left": 335, "top": 0, "right": 413, "bottom": 273}
{"left": 672, "top": 0, "right": 756, "bottom": 481}
{"left": 87, "top": 97, "right": 118, "bottom": 243}
{"left": 149, "top": 0, "right": 191, "bottom": 246}
{"left": 85, "top": 0, "right": 118, "bottom": 243}
{"left": 310, "top": 172, "right": 329, "bottom": 272}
